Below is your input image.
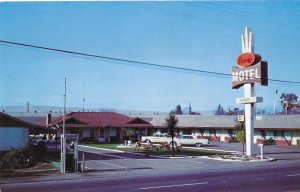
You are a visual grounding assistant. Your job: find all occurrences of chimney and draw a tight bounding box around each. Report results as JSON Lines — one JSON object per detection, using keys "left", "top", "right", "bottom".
{"left": 46, "top": 112, "right": 52, "bottom": 126}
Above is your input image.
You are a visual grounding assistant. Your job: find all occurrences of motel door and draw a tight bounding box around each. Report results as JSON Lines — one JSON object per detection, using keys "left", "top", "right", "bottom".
{"left": 99, "top": 128, "right": 105, "bottom": 143}
{"left": 292, "top": 131, "right": 297, "bottom": 146}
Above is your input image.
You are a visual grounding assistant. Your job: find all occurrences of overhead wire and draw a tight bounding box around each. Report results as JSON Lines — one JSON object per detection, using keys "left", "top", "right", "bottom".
{"left": 1, "top": 39, "right": 300, "bottom": 85}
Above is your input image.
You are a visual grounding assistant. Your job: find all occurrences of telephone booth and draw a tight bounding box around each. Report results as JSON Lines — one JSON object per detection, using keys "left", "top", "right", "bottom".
{"left": 61, "top": 134, "right": 79, "bottom": 173}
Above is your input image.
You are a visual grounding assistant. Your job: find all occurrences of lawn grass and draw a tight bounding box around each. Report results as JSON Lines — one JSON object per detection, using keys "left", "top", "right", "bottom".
{"left": 82, "top": 143, "right": 230, "bottom": 156}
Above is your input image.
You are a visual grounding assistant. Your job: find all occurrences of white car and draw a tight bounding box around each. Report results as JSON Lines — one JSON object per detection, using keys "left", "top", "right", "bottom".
{"left": 141, "top": 133, "right": 180, "bottom": 144}
{"left": 30, "top": 135, "right": 47, "bottom": 145}
{"left": 177, "top": 135, "right": 209, "bottom": 147}
{"left": 141, "top": 133, "right": 169, "bottom": 144}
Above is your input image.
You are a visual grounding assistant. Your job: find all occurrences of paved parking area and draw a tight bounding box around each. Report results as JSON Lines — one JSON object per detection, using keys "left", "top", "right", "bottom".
{"left": 78, "top": 143, "right": 300, "bottom": 175}
{"left": 202, "top": 141, "right": 300, "bottom": 161}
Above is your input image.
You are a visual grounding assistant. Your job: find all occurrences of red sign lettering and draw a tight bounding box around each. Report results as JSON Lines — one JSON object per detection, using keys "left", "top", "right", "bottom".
{"left": 236, "top": 53, "right": 261, "bottom": 67}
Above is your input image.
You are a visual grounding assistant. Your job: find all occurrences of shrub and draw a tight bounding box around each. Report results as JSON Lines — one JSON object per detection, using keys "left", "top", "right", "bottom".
{"left": 263, "top": 137, "right": 276, "bottom": 145}
{"left": 0, "top": 147, "right": 35, "bottom": 169}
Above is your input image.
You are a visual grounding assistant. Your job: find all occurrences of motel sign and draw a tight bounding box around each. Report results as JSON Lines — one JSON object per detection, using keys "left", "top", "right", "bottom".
{"left": 232, "top": 61, "right": 268, "bottom": 89}
{"left": 232, "top": 27, "right": 268, "bottom": 156}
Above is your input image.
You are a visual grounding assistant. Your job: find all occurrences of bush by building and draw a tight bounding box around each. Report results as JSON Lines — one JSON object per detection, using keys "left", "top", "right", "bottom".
{"left": 0, "top": 142, "right": 47, "bottom": 169}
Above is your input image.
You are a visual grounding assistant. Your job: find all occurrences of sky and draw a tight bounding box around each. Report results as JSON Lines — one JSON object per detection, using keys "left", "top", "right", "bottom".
{"left": 1, "top": 1, "right": 300, "bottom": 113}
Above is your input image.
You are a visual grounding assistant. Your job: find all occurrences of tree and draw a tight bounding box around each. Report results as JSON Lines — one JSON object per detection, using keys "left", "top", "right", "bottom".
{"left": 234, "top": 120, "right": 246, "bottom": 155}
{"left": 215, "top": 104, "right": 225, "bottom": 115}
{"left": 256, "top": 108, "right": 266, "bottom": 115}
{"left": 175, "top": 105, "right": 183, "bottom": 115}
{"left": 280, "top": 93, "right": 300, "bottom": 114}
{"left": 165, "top": 112, "right": 179, "bottom": 157}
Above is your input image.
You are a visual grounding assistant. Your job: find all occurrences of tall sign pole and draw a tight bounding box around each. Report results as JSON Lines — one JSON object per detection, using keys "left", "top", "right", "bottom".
{"left": 242, "top": 27, "right": 255, "bottom": 157}
{"left": 232, "top": 27, "right": 268, "bottom": 157}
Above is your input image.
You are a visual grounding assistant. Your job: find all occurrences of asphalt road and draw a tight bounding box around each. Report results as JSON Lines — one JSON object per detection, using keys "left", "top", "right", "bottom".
{"left": 1, "top": 163, "right": 300, "bottom": 192}
{"left": 1, "top": 144, "right": 300, "bottom": 191}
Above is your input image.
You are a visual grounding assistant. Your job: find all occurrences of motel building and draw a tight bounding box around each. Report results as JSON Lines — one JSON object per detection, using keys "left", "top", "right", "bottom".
{"left": 44, "top": 112, "right": 152, "bottom": 143}
{"left": 143, "top": 115, "right": 300, "bottom": 147}
{"left": 7, "top": 112, "right": 300, "bottom": 147}
{"left": 0, "top": 112, "right": 56, "bottom": 152}
{"left": 43, "top": 112, "right": 300, "bottom": 147}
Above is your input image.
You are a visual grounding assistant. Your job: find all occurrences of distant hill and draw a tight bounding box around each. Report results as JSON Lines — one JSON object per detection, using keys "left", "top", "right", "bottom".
{"left": 0, "top": 105, "right": 168, "bottom": 117}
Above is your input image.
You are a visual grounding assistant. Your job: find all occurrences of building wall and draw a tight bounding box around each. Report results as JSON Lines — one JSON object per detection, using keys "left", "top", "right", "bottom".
{"left": 222, "top": 129, "right": 234, "bottom": 142}
{"left": 94, "top": 128, "right": 100, "bottom": 140}
{"left": 104, "top": 128, "right": 110, "bottom": 142}
{"left": 208, "top": 129, "right": 221, "bottom": 142}
{"left": 255, "top": 130, "right": 296, "bottom": 146}
{"left": 90, "top": 125, "right": 300, "bottom": 146}
{"left": 297, "top": 132, "right": 300, "bottom": 146}
{"left": 0, "top": 127, "right": 29, "bottom": 151}
{"left": 188, "top": 128, "right": 299, "bottom": 146}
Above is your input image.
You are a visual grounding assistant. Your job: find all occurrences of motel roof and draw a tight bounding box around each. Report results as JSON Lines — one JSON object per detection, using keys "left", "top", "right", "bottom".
{"left": 0, "top": 112, "right": 56, "bottom": 134}
{"left": 47, "top": 112, "right": 152, "bottom": 128}
{"left": 140, "top": 114, "right": 300, "bottom": 130}
{"left": 145, "top": 115, "right": 236, "bottom": 128}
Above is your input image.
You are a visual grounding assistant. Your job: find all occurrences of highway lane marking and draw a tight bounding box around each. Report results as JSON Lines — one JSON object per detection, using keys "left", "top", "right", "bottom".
{"left": 140, "top": 182, "right": 208, "bottom": 190}
{"left": 286, "top": 173, "right": 300, "bottom": 177}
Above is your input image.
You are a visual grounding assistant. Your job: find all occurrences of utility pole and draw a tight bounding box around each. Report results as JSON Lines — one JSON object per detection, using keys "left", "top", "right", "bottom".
{"left": 83, "top": 82, "right": 85, "bottom": 112}
{"left": 61, "top": 78, "right": 66, "bottom": 174}
{"left": 274, "top": 88, "right": 278, "bottom": 115}
{"left": 26, "top": 102, "right": 29, "bottom": 113}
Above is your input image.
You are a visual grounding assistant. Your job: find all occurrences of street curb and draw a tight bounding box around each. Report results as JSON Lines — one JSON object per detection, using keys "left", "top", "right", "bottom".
{"left": 199, "top": 156, "right": 276, "bottom": 162}
{"left": 183, "top": 146, "right": 238, "bottom": 153}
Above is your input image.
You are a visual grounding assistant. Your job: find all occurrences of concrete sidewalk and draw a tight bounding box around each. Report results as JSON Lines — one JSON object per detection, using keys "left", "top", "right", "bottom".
{"left": 0, "top": 165, "right": 138, "bottom": 185}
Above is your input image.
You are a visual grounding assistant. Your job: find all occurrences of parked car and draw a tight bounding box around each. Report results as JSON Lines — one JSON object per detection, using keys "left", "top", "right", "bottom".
{"left": 177, "top": 135, "right": 209, "bottom": 147}
{"left": 141, "top": 133, "right": 182, "bottom": 147}
{"left": 141, "top": 133, "right": 169, "bottom": 144}
{"left": 30, "top": 135, "right": 47, "bottom": 145}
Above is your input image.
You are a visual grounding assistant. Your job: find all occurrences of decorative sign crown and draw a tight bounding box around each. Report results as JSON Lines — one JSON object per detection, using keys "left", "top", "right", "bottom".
{"left": 232, "top": 27, "right": 268, "bottom": 89}
{"left": 242, "top": 27, "right": 254, "bottom": 53}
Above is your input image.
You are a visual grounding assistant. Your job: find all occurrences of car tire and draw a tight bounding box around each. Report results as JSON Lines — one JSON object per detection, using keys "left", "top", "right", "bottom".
{"left": 195, "top": 143, "right": 202, "bottom": 147}
{"left": 144, "top": 139, "right": 151, "bottom": 144}
{"left": 170, "top": 141, "right": 177, "bottom": 147}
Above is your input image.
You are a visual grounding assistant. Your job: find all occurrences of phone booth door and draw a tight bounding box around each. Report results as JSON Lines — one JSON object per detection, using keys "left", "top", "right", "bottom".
{"left": 65, "top": 134, "right": 79, "bottom": 173}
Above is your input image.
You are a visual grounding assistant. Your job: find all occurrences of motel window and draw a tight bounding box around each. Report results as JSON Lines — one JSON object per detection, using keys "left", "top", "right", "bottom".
{"left": 209, "top": 129, "right": 216, "bottom": 135}
{"left": 274, "top": 131, "right": 284, "bottom": 139}
{"left": 200, "top": 130, "right": 204, "bottom": 136}
{"left": 182, "top": 129, "right": 191, "bottom": 135}
{"left": 228, "top": 129, "right": 233, "bottom": 136}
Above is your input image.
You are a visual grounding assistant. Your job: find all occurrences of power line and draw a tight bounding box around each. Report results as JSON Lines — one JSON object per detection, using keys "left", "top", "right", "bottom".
{"left": 1, "top": 39, "right": 300, "bottom": 85}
